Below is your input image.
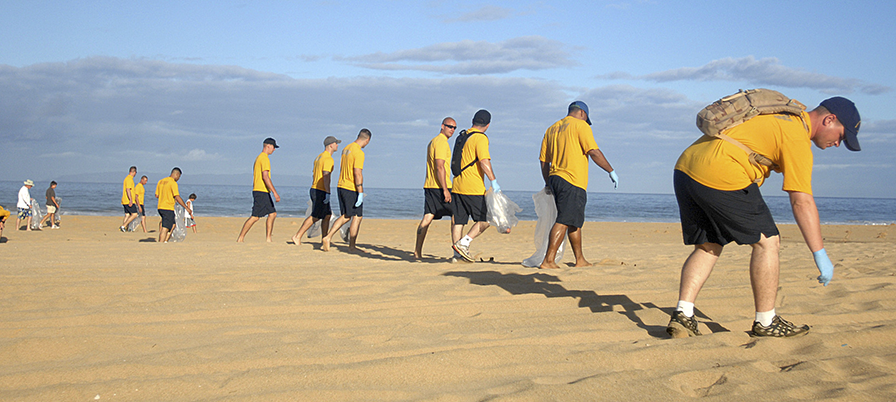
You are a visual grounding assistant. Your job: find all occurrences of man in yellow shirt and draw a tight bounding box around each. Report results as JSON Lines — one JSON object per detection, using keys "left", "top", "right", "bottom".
{"left": 237, "top": 138, "right": 281, "bottom": 242}
{"left": 538, "top": 101, "right": 617, "bottom": 269}
{"left": 0, "top": 204, "right": 10, "bottom": 240}
{"left": 667, "top": 96, "right": 861, "bottom": 339}
{"left": 450, "top": 110, "right": 501, "bottom": 262}
{"left": 414, "top": 117, "right": 456, "bottom": 260}
{"left": 156, "top": 167, "right": 192, "bottom": 243}
{"left": 135, "top": 175, "right": 148, "bottom": 233}
{"left": 119, "top": 166, "right": 139, "bottom": 232}
{"left": 322, "top": 129, "right": 370, "bottom": 252}
{"left": 292, "top": 136, "right": 341, "bottom": 245}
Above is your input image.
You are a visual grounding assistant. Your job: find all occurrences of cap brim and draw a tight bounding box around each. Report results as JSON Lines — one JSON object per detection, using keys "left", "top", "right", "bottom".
{"left": 844, "top": 130, "right": 860, "bottom": 151}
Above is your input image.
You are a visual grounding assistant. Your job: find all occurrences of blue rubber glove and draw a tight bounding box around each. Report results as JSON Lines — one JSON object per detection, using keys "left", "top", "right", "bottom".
{"left": 491, "top": 180, "right": 501, "bottom": 193}
{"left": 354, "top": 193, "right": 364, "bottom": 207}
{"left": 323, "top": 193, "right": 330, "bottom": 204}
{"left": 609, "top": 171, "right": 619, "bottom": 189}
{"left": 813, "top": 248, "right": 834, "bottom": 286}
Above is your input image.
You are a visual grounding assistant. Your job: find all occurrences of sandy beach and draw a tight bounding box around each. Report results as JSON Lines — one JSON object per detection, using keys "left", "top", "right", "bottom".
{"left": 0, "top": 216, "right": 894, "bottom": 401}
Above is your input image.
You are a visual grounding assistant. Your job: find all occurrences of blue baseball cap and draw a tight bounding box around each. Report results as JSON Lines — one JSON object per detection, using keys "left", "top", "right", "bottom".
{"left": 569, "top": 101, "right": 591, "bottom": 125}
{"left": 820, "top": 97, "right": 861, "bottom": 151}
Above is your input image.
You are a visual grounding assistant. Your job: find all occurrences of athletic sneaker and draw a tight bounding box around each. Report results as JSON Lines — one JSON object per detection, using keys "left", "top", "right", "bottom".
{"left": 119, "top": 226, "right": 126, "bottom": 232}
{"left": 452, "top": 241, "right": 474, "bottom": 262}
{"left": 750, "top": 315, "right": 810, "bottom": 338}
{"left": 666, "top": 310, "right": 701, "bottom": 338}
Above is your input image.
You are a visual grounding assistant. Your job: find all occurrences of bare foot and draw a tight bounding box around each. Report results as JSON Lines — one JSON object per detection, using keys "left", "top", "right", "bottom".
{"left": 413, "top": 251, "right": 422, "bottom": 260}
{"left": 291, "top": 235, "right": 302, "bottom": 245}
{"left": 574, "top": 259, "right": 593, "bottom": 267}
{"left": 321, "top": 238, "right": 330, "bottom": 252}
{"left": 347, "top": 246, "right": 366, "bottom": 254}
{"left": 539, "top": 261, "right": 561, "bottom": 269}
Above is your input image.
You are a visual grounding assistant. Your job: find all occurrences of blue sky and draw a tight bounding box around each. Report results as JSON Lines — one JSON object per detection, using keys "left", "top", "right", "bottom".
{"left": 2, "top": 1, "right": 894, "bottom": 198}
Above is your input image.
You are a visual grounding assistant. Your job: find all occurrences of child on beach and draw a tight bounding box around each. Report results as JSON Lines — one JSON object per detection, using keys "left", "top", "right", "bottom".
{"left": 185, "top": 193, "right": 198, "bottom": 233}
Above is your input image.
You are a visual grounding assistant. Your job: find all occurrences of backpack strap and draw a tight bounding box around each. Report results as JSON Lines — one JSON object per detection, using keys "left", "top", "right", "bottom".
{"left": 458, "top": 130, "right": 486, "bottom": 174}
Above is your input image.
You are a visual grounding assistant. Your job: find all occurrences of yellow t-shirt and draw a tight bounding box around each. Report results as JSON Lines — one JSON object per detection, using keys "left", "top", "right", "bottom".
{"left": 253, "top": 152, "right": 272, "bottom": 193}
{"left": 135, "top": 183, "right": 145, "bottom": 205}
{"left": 424, "top": 133, "right": 452, "bottom": 190}
{"left": 156, "top": 177, "right": 180, "bottom": 210}
{"left": 312, "top": 151, "right": 335, "bottom": 192}
{"left": 121, "top": 175, "right": 135, "bottom": 205}
{"left": 0, "top": 205, "right": 10, "bottom": 221}
{"left": 675, "top": 112, "right": 814, "bottom": 193}
{"left": 337, "top": 142, "right": 365, "bottom": 192}
{"left": 451, "top": 130, "right": 491, "bottom": 195}
{"left": 539, "top": 116, "right": 600, "bottom": 190}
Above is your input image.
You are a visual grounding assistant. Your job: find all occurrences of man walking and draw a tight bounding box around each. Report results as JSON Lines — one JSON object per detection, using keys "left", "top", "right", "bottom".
{"left": 450, "top": 110, "right": 501, "bottom": 262}
{"left": 135, "top": 175, "right": 148, "bottom": 232}
{"left": 667, "top": 95, "right": 861, "bottom": 338}
{"left": 156, "top": 167, "right": 192, "bottom": 243}
{"left": 39, "top": 181, "right": 60, "bottom": 229}
{"left": 538, "top": 101, "right": 618, "bottom": 269}
{"left": 237, "top": 138, "right": 281, "bottom": 242}
{"left": 16, "top": 180, "right": 35, "bottom": 231}
{"left": 322, "top": 129, "right": 370, "bottom": 253}
{"left": 414, "top": 117, "right": 457, "bottom": 260}
{"left": 120, "top": 166, "right": 139, "bottom": 232}
{"left": 292, "top": 136, "right": 341, "bottom": 245}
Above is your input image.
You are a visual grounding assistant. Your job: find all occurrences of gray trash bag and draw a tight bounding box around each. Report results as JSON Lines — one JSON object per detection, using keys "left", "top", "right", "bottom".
{"left": 127, "top": 204, "right": 142, "bottom": 232}
{"left": 304, "top": 200, "right": 322, "bottom": 238}
{"left": 522, "top": 188, "right": 566, "bottom": 267}
{"left": 169, "top": 203, "right": 187, "bottom": 242}
{"left": 339, "top": 218, "right": 350, "bottom": 242}
{"left": 29, "top": 199, "right": 43, "bottom": 230}
{"left": 486, "top": 189, "right": 521, "bottom": 234}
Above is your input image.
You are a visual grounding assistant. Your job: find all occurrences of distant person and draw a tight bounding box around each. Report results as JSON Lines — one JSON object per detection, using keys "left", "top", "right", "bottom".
{"left": 414, "top": 117, "right": 456, "bottom": 260}
{"left": 135, "top": 175, "right": 148, "bottom": 233}
{"left": 120, "top": 166, "right": 139, "bottom": 232}
{"left": 39, "top": 181, "right": 61, "bottom": 229}
{"left": 237, "top": 138, "right": 281, "bottom": 242}
{"left": 185, "top": 193, "right": 198, "bottom": 233}
{"left": 322, "top": 129, "right": 371, "bottom": 252}
{"left": 0, "top": 204, "right": 9, "bottom": 240}
{"left": 450, "top": 110, "right": 501, "bottom": 262}
{"left": 538, "top": 101, "right": 618, "bottom": 269}
{"left": 156, "top": 167, "right": 192, "bottom": 243}
{"left": 292, "top": 136, "right": 340, "bottom": 245}
{"left": 667, "top": 95, "right": 862, "bottom": 338}
{"left": 16, "top": 179, "right": 35, "bottom": 231}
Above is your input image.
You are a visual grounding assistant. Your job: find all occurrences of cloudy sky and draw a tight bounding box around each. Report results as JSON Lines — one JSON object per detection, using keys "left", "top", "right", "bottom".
{"left": 2, "top": 1, "right": 894, "bottom": 198}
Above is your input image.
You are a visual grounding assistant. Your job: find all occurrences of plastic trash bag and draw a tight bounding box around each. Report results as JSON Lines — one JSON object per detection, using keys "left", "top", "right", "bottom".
{"left": 522, "top": 188, "right": 566, "bottom": 267}
{"left": 29, "top": 199, "right": 43, "bottom": 230}
{"left": 169, "top": 203, "right": 187, "bottom": 242}
{"left": 127, "top": 204, "right": 141, "bottom": 232}
{"left": 486, "top": 189, "right": 521, "bottom": 234}
{"left": 339, "top": 218, "right": 350, "bottom": 242}
{"left": 304, "top": 200, "right": 340, "bottom": 239}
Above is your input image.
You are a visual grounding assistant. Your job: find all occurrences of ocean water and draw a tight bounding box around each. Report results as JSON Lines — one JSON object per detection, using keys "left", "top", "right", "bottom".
{"left": 1, "top": 181, "right": 894, "bottom": 225}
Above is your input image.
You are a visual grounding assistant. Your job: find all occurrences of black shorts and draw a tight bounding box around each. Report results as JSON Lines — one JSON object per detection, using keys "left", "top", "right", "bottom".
{"left": 310, "top": 188, "right": 332, "bottom": 219}
{"left": 123, "top": 204, "right": 138, "bottom": 214}
{"left": 452, "top": 193, "right": 486, "bottom": 225}
{"left": 423, "top": 188, "right": 452, "bottom": 219}
{"left": 159, "top": 209, "right": 175, "bottom": 230}
{"left": 549, "top": 175, "right": 587, "bottom": 228}
{"left": 251, "top": 191, "right": 276, "bottom": 217}
{"left": 138, "top": 204, "right": 145, "bottom": 217}
{"left": 674, "top": 169, "right": 779, "bottom": 246}
{"left": 337, "top": 188, "right": 363, "bottom": 218}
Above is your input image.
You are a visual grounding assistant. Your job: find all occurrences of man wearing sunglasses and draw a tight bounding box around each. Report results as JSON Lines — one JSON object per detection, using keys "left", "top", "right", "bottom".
{"left": 415, "top": 117, "right": 457, "bottom": 260}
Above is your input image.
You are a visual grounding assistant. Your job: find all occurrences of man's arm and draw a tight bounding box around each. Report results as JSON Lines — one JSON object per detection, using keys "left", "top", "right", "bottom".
{"left": 435, "top": 159, "right": 451, "bottom": 203}
{"left": 126, "top": 188, "right": 135, "bottom": 206}
{"left": 322, "top": 171, "right": 331, "bottom": 194}
{"left": 788, "top": 191, "right": 824, "bottom": 252}
{"left": 51, "top": 196, "right": 59, "bottom": 209}
{"left": 262, "top": 170, "right": 279, "bottom": 202}
{"left": 479, "top": 158, "right": 496, "bottom": 182}
{"left": 174, "top": 195, "right": 193, "bottom": 218}
{"left": 353, "top": 168, "right": 364, "bottom": 193}
{"left": 587, "top": 148, "right": 613, "bottom": 173}
{"left": 540, "top": 161, "right": 551, "bottom": 187}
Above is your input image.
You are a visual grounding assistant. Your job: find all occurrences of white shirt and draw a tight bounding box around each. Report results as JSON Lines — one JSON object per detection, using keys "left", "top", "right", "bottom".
{"left": 17, "top": 186, "right": 32, "bottom": 209}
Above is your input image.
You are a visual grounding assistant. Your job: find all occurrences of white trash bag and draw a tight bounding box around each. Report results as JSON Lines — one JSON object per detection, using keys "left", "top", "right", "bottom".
{"left": 304, "top": 200, "right": 340, "bottom": 239}
{"left": 29, "top": 199, "right": 43, "bottom": 230}
{"left": 169, "top": 203, "right": 188, "bottom": 242}
{"left": 127, "top": 205, "right": 142, "bottom": 232}
{"left": 486, "top": 189, "right": 521, "bottom": 234}
{"left": 522, "top": 188, "right": 566, "bottom": 267}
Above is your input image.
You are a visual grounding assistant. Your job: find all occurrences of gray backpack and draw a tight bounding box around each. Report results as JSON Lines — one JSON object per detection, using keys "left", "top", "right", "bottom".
{"left": 696, "top": 89, "right": 808, "bottom": 171}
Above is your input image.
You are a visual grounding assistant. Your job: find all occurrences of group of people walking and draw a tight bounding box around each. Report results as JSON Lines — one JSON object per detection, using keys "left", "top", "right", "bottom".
{"left": 119, "top": 166, "right": 197, "bottom": 243}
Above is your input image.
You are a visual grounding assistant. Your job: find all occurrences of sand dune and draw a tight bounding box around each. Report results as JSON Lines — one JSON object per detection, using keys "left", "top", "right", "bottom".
{"left": 0, "top": 216, "right": 893, "bottom": 400}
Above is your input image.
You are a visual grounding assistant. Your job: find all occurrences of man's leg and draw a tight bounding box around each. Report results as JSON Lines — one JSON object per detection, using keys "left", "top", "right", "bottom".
{"left": 26, "top": 215, "right": 32, "bottom": 231}
{"left": 320, "top": 214, "right": 331, "bottom": 243}
{"left": 264, "top": 212, "right": 277, "bottom": 242}
{"left": 347, "top": 216, "right": 364, "bottom": 252}
{"left": 159, "top": 227, "right": 170, "bottom": 243}
{"left": 540, "top": 222, "right": 567, "bottom": 269}
{"left": 39, "top": 212, "right": 51, "bottom": 228}
{"left": 292, "top": 216, "right": 319, "bottom": 245}
{"left": 566, "top": 226, "right": 592, "bottom": 267}
{"left": 322, "top": 215, "right": 350, "bottom": 251}
{"left": 237, "top": 216, "right": 260, "bottom": 242}
{"left": 140, "top": 215, "right": 147, "bottom": 233}
{"left": 415, "top": 214, "right": 435, "bottom": 259}
{"left": 750, "top": 234, "right": 780, "bottom": 313}
{"left": 677, "top": 242, "right": 724, "bottom": 304}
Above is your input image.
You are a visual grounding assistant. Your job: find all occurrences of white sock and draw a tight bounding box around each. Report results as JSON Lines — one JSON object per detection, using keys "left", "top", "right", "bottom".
{"left": 755, "top": 310, "right": 776, "bottom": 327}
{"left": 676, "top": 301, "right": 695, "bottom": 318}
{"left": 460, "top": 235, "right": 472, "bottom": 247}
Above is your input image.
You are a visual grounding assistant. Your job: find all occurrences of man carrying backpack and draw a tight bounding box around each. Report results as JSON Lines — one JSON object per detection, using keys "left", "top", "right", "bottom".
{"left": 667, "top": 94, "right": 861, "bottom": 339}
{"left": 450, "top": 110, "right": 500, "bottom": 262}
{"left": 538, "top": 101, "right": 618, "bottom": 269}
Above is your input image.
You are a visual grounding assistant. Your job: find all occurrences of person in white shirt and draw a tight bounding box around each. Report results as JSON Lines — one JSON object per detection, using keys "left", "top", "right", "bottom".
{"left": 17, "top": 180, "right": 34, "bottom": 231}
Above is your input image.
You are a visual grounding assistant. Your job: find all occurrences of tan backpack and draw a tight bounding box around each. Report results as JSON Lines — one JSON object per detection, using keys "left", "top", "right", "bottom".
{"left": 696, "top": 88, "right": 808, "bottom": 171}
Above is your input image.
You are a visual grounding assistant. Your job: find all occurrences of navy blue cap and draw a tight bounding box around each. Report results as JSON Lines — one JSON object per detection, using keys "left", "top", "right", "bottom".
{"left": 472, "top": 109, "right": 491, "bottom": 126}
{"left": 820, "top": 97, "right": 861, "bottom": 151}
{"left": 569, "top": 101, "right": 591, "bottom": 125}
{"left": 263, "top": 137, "right": 279, "bottom": 148}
